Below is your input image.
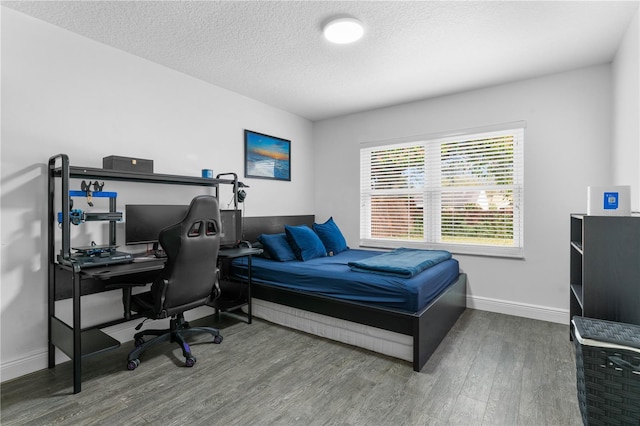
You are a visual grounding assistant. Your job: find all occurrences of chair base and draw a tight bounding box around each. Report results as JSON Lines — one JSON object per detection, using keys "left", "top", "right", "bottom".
{"left": 127, "top": 313, "right": 222, "bottom": 370}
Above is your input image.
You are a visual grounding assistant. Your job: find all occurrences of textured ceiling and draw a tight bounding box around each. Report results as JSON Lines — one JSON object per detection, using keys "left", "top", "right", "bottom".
{"left": 3, "top": 1, "right": 638, "bottom": 121}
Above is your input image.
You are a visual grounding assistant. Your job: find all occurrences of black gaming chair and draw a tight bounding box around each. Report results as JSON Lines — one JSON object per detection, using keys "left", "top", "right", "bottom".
{"left": 126, "top": 195, "right": 223, "bottom": 370}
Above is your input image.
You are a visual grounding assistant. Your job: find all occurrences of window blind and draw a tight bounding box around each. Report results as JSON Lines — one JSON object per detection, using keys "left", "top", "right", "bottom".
{"left": 360, "top": 126, "right": 524, "bottom": 257}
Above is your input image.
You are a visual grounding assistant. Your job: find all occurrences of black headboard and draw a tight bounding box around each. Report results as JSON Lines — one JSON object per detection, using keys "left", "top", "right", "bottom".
{"left": 242, "top": 215, "right": 315, "bottom": 243}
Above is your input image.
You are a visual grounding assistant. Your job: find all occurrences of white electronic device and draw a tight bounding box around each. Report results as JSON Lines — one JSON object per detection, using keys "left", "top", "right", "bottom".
{"left": 587, "top": 185, "right": 631, "bottom": 216}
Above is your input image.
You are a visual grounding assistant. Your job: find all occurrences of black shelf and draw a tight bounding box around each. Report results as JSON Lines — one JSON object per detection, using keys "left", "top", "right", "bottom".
{"left": 570, "top": 241, "right": 583, "bottom": 253}
{"left": 570, "top": 283, "right": 583, "bottom": 307}
{"left": 569, "top": 214, "right": 640, "bottom": 327}
{"left": 211, "top": 296, "right": 248, "bottom": 313}
{"left": 52, "top": 165, "right": 235, "bottom": 187}
{"left": 80, "top": 329, "right": 121, "bottom": 357}
{"left": 51, "top": 317, "right": 120, "bottom": 359}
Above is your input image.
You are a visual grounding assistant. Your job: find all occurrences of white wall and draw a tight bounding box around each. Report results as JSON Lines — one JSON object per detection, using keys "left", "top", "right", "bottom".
{"left": 0, "top": 7, "right": 313, "bottom": 381}
{"left": 313, "top": 65, "right": 613, "bottom": 323}
{"left": 612, "top": 8, "right": 640, "bottom": 211}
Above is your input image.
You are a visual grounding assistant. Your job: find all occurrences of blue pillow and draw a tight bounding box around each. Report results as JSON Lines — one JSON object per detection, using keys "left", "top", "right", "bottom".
{"left": 284, "top": 225, "right": 327, "bottom": 261}
{"left": 313, "top": 217, "right": 348, "bottom": 256}
{"left": 257, "top": 233, "right": 296, "bottom": 262}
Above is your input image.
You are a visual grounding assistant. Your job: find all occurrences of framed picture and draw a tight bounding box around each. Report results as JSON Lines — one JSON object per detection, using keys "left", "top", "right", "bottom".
{"left": 244, "top": 130, "right": 291, "bottom": 181}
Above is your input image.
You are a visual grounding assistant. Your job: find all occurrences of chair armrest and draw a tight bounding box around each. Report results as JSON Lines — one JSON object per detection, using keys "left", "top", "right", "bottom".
{"left": 211, "top": 268, "right": 221, "bottom": 300}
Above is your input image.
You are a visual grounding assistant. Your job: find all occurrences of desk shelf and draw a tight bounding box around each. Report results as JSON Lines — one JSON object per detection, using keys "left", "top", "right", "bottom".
{"left": 210, "top": 286, "right": 249, "bottom": 313}
{"left": 52, "top": 165, "right": 235, "bottom": 187}
{"left": 51, "top": 317, "right": 120, "bottom": 359}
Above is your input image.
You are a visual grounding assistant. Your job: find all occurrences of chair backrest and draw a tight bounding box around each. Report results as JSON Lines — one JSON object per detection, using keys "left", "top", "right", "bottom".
{"left": 154, "top": 195, "right": 220, "bottom": 316}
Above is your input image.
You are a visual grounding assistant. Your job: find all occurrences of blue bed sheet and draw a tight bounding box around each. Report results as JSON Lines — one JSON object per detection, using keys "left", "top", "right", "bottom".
{"left": 230, "top": 249, "right": 459, "bottom": 313}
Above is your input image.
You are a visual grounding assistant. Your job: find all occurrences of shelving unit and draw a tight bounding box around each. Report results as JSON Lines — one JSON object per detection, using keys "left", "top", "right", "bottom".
{"left": 569, "top": 214, "right": 640, "bottom": 330}
{"left": 47, "top": 153, "right": 236, "bottom": 393}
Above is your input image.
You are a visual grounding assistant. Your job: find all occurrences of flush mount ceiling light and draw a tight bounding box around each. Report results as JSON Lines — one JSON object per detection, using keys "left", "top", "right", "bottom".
{"left": 323, "top": 17, "right": 364, "bottom": 44}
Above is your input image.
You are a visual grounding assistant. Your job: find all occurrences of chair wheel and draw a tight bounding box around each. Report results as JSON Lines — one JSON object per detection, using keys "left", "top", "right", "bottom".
{"left": 185, "top": 356, "right": 196, "bottom": 367}
{"left": 127, "top": 359, "right": 140, "bottom": 370}
{"left": 213, "top": 335, "right": 223, "bottom": 344}
{"left": 134, "top": 338, "right": 145, "bottom": 347}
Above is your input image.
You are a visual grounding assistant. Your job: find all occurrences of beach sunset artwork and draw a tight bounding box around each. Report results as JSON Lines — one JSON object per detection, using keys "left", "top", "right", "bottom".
{"left": 244, "top": 130, "right": 291, "bottom": 181}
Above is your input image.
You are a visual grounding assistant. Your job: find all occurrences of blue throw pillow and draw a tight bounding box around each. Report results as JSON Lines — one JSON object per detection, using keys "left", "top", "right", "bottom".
{"left": 312, "top": 217, "right": 348, "bottom": 256}
{"left": 257, "top": 233, "right": 296, "bottom": 262}
{"left": 284, "top": 225, "right": 327, "bottom": 261}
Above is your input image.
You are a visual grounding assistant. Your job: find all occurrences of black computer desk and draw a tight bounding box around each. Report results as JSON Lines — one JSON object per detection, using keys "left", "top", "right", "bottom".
{"left": 49, "top": 247, "right": 260, "bottom": 394}
{"left": 50, "top": 258, "right": 165, "bottom": 394}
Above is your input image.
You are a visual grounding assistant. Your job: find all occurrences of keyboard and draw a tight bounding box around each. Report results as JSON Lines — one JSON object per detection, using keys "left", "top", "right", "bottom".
{"left": 132, "top": 256, "right": 161, "bottom": 263}
{"left": 59, "top": 251, "right": 134, "bottom": 268}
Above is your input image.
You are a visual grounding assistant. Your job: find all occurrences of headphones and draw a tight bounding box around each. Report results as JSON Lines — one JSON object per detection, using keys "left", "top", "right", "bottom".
{"left": 237, "top": 189, "right": 247, "bottom": 203}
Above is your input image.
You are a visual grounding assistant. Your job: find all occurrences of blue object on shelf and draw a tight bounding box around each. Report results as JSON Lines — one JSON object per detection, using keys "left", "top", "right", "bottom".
{"left": 58, "top": 209, "right": 84, "bottom": 225}
{"left": 69, "top": 190, "right": 117, "bottom": 198}
{"left": 603, "top": 192, "right": 619, "bottom": 210}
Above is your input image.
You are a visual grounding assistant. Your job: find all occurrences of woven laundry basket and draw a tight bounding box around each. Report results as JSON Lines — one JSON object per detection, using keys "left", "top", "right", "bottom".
{"left": 572, "top": 316, "right": 640, "bottom": 426}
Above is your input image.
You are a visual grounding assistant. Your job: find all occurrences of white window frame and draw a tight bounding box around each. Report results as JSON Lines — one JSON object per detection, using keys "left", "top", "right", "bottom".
{"left": 359, "top": 122, "right": 525, "bottom": 258}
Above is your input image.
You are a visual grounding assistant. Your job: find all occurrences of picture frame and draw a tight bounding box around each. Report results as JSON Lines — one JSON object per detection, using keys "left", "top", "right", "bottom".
{"left": 244, "top": 129, "right": 291, "bottom": 181}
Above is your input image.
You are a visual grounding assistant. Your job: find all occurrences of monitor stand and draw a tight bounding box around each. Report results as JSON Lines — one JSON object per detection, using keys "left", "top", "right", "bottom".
{"left": 152, "top": 242, "right": 167, "bottom": 258}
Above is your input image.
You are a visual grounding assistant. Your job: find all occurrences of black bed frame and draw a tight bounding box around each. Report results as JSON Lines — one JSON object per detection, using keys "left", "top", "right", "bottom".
{"left": 242, "top": 215, "right": 468, "bottom": 372}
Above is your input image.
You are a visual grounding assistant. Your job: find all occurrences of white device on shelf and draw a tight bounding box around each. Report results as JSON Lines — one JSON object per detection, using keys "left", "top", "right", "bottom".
{"left": 587, "top": 185, "right": 631, "bottom": 216}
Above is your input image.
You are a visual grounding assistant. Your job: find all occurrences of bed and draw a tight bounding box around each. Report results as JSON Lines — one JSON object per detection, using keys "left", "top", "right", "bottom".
{"left": 229, "top": 215, "right": 467, "bottom": 372}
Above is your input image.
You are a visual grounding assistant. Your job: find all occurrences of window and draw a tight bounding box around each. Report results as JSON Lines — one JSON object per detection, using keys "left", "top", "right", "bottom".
{"left": 359, "top": 124, "right": 524, "bottom": 257}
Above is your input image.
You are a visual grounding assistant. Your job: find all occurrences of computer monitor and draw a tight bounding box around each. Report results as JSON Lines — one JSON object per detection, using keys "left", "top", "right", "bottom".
{"left": 125, "top": 204, "right": 189, "bottom": 247}
{"left": 219, "top": 209, "right": 242, "bottom": 248}
{"left": 125, "top": 204, "right": 241, "bottom": 249}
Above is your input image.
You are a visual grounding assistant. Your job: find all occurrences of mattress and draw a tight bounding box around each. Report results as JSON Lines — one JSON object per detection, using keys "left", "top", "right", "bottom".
{"left": 230, "top": 249, "right": 459, "bottom": 313}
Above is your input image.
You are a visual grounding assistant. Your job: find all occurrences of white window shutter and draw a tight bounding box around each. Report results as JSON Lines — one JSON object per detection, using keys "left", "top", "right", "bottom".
{"left": 360, "top": 126, "right": 524, "bottom": 257}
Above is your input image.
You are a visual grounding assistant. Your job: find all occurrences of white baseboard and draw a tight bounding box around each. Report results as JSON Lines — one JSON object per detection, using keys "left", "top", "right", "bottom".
{"left": 0, "top": 349, "right": 49, "bottom": 384}
{"left": 467, "top": 295, "right": 569, "bottom": 325}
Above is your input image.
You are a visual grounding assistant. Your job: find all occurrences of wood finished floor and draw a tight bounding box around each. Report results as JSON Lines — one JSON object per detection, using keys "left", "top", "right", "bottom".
{"left": 1, "top": 309, "right": 581, "bottom": 425}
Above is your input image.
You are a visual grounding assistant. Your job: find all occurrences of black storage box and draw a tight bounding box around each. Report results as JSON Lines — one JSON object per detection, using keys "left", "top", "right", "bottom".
{"left": 571, "top": 316, "right": 640, "bottom": 425}
{"left": 103, "top": 156, "right": 153, "bottom": 173}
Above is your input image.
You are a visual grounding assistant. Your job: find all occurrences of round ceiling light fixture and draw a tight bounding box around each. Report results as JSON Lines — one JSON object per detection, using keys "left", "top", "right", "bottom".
{"left": 323, "top": 17, "right": 364, "bottom": 44}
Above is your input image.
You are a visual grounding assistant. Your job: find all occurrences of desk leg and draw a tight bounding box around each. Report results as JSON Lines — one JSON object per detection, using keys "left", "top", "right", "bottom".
{"left": 72, "top": 268, "right": 82, "bottom": 394}
{"left": 48, "top": 264, "right": 55, "bottom": 369}
{"left": 121, "top": 287, "right": 132, "bottom": 320}
{"left": 247, "top": 256, "right": 252, "bottom": 324}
